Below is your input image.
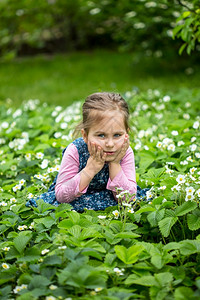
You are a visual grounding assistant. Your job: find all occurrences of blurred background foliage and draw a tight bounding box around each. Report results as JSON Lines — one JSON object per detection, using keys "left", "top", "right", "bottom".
{"left": 0, "top": 0, "right": 200, "bottom": 61}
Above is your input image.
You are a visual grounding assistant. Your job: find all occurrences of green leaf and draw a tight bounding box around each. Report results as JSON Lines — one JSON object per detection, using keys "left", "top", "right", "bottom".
{"left": 41, "top": 254, "right": 62, "bottom": 266}
{"left": 179, "top": 240, "right": 200, "bottom": 255}
{"left": 135, "top": 205, "right": 155, "bottom": 214}
{"left": 175, "top": 286, "right": 196, "bottom": 300}
{"left": 13, "top": 231, "right": 33, "bottom": 254}
{"left": 115, "top": 232, "right": 140, "bottom": 239}
{"left": 158, "top": 217, "right": 178, "bottom": 237}
{"left": 127, "top": 275, "right": 157, "bottom": 286}
{"left": 187, "top": 210, "right": 200, "bottom": 230}
{"left": 182, "top": 11, "right": 191, "bottom": 18}
{"left": 175, "top": 201, "right": 197, "bottom": 217}
{"left": 115, "top": 244, "right": 144, "bottom": 264}
{"left": 28, "top": 275, "right": 51, "bottom": 289}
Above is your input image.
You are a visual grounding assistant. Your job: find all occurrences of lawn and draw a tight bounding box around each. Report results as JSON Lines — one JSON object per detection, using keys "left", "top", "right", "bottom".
{"left": 0, "top": 49, "right": 200, "bottom": 107}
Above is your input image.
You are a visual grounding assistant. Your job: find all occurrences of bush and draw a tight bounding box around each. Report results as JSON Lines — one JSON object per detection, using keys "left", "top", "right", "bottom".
{"left": 0, "top": 0, "right": 200, "bottom": 60}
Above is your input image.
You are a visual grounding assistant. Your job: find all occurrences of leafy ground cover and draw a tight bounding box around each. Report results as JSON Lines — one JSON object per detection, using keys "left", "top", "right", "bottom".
{"left": 0, "top": 50, "right": 200, "bottom": 107}
{"left": 0, "top": 88, "right": 200, "bottom": 300}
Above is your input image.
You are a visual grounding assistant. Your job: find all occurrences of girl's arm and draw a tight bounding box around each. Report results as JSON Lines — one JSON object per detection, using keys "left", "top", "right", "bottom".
{"left": 55, "top": 144, "right": 91, "bottom": 203}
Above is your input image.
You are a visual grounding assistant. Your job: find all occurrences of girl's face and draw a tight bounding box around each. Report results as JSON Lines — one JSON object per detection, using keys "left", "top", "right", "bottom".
{"left": 81, "top": 111, "right": 128, "bottom": 162}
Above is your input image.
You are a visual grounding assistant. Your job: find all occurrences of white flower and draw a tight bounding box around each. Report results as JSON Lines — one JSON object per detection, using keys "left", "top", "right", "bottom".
{"left": 2, "top": 263, "right": 9, "bottom": 269}
{"left": 18, "top": 225, "right": 27, "bottom": 231}
{"left": 12, "top": 184, "right": 22, "bottom": 192}
{"left": 185, "top": 194, "right": 195, "bottom": 201}
{"left": 46, "top": 296, "right": 56, "bottom": 300}
{"left": 196, "top": 189, "right": 200, "bottom": 197}
{"left": 171, "top": 130, "right": 178, "bottom": 136}
{"left": 156, "top": 141, "right": 162, "bottom": 148}
{"left": 185, "top": 186, "right": 195, "bottom": 194}
{"left": 163, "top": 95, "right": 171, "bottom": 102}
{"left": 127, "top": 208, "right": 134, "bottom": 213}
{"left": 183, "top": 113, "right": 190, "bottom": 120}
{"left": 54, "top": 132, "right": 62, "bottom": 138}
{"left": 19, "top": 179, "right": 26, "bottom": 186}
{"left": 134, "top": 22, "right": 146, "bottom": 29}
{"left": 158, "top": 185, "right": 166, "bottom": 190}
{"left": 171, "top": 185, "right": 181, "bottom": 192}
{"left": 0, "top": 201, "right": 8, "bottom": 207}
{"left": 60, "top": 122, "right": 68, "bottom": 129}
{"left": 11, "top": 165, "right": 17, "bottom": 171}
{"left": 2, "top": 247, "right": 10, "bottom": 251}
{"left": 41, "top": 249, "right": 50, "bottom": 255}
{"left": 90, "top": 8, "right": 101, "bottom": 15}
{"left": 36, "top": 152, "right": 44, "bottom": 159}
{"left": 146, "top": 190, "right": 154, "bottom": 199}
{"left": 191, "top": 137, "right": 196, "bottom": 142}
{"left": 58, "top": 245, "right": 67, "bottom": 250}
{"left": 189, "top": 144, "right": 197, "bottom": 152}
{"left": 49, "top": 285, "right": 58, "bottom": 290}
{"left": 40, "top": 159, "right": 49, "bottom": 169}
{"left": 98, "top": 215, "right": 107, "bottom": 219}
{"left": 195, "top": 153, "right": 200, "bottom": 158}
{"left": 167, "top": 144, "right": 175, "bottom": 151}
{"left": 180, "top": 160, "right": 188, "bottom": 165}
{"left": 178, "top": 141, "right": 185, "bottom": 146}
{"left": 186, "top": 156, "right": 193, "bottom": 162}
{"left": 95, "top": 287, "right": 103, "bottom": 292}
{"left": 193, "top": 121, "right": 199, "bottom": 129}
{"left": 190, "top": 167, "right": 197, "bottom": 174}
{"left": 122, "top": 202, "right": 132, "bottom": 207}
{"left": 113, "top": 267, "right": 124, "bottom": 276}
{"left": 176, "top": 174, "right": 186, "bottom": 184}
{"left": 112, "top": 210, "right": 120, "bottom": 219}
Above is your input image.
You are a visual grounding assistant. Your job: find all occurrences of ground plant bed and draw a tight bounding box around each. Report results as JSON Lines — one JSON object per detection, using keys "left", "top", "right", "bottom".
{"left": 0, "top": 88, "right": 200, "bottom": 300}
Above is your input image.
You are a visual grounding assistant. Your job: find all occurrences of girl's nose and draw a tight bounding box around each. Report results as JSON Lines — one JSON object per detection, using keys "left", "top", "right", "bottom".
{"left": 105, "top": 138, "right": 114, "bottom": 147}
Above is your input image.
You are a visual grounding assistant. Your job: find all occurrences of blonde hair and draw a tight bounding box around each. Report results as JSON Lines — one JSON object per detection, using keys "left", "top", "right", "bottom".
{"left": 72, "top": 92, "right": 130, "bottom": 139}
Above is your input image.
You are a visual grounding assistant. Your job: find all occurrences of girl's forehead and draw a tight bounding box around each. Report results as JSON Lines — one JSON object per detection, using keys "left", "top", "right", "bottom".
{"left": 91, "top": 111, "right": 126, "bottom": 132}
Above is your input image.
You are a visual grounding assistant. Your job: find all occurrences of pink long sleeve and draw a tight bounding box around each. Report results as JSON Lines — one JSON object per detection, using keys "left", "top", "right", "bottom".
{"left": 55, "top": 143, "right": 137, "bottom": 203}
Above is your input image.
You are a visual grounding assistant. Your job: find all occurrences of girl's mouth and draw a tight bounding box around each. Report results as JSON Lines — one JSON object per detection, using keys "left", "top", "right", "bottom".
{"left": 104, "top": 151, "right": 115, "bottom": 155}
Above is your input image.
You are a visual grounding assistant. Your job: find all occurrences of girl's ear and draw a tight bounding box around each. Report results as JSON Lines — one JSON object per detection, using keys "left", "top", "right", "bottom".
{"left": 81, "top": 128, "right": 88, "bottom": 143}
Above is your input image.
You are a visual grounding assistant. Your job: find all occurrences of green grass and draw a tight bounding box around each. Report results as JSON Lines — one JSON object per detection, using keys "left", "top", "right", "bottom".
{"left": 0, "top": 49, "right": 200, "bottom": 107}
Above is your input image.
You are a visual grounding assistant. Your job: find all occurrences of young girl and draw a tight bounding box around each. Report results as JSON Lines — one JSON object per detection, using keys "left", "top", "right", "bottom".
{"left": 27, "top": 92, "right": 139, "bottom": 212}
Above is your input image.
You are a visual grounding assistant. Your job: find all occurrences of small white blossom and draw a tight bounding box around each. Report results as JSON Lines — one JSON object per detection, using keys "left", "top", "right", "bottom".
{"left": 193, "top": 121, "right": 199, "bottom": 129}
{"left": 178, "top": 141, "right": 185, "bottom": 146}
{"left": 176, "top": 174, "right": 186, "bottom": 184}
{"left": 112, "top": 210, "right": 120, "bottom": 219}
{"left": 185, "top": 194, "right": 195, "bottom": 201}
{"left": 113, "top": 267, "right": 124, "bottom": 276}
{"left": 171, "top": 130, "right": 178, "bottom": 136}
{"left": 41, "top": 249, "right": 50, "bottom": 255}
{"left": 196, "top": 189, "right": 200, "bottom": 197}
{"left": 190, "top": 167, "right": 197, "bottom": 174}
{"left": 185, "top": 187, "right": 195, "bottom": 194}
{"left": 36, "top": 152, "right": 44, "bottom": 159}
{"left": 167, "top": 144, "right": 175, "bottom": 151}
{"left": 2, "top": 247, "right": 10, "bottom": 251}
{"left": 98, "top": 215, "right": 107, "bottom": 219}
{"left": 2, "top": 263, "right": 10, "bottom": 269}
{"left": 190, "top": 144, "right": 197, "bottom": 152}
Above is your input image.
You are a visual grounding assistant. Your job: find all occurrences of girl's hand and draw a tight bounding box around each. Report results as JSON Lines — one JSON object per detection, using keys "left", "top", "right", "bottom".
{"left": 86, "top": 141, "right": 107, "bottom": 175}
{"left": 111, "top": 134, "right": 129, "bottom": 164}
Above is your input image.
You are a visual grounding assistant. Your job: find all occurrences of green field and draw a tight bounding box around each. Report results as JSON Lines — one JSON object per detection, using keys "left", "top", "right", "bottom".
{"left": 1, "top": 49, "right": 200, "bottom": 107}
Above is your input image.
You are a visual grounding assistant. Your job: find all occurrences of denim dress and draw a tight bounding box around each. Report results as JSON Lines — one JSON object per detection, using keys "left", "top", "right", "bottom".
{"left": 26, "top": 138, "right": 148, "bottom": 212}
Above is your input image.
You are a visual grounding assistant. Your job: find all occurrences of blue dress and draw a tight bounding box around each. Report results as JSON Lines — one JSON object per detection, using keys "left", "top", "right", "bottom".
{"left": 26, "top": 138, "right": 148, "bottom": 212}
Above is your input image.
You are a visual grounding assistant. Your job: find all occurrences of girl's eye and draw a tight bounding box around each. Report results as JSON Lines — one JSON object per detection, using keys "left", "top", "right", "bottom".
{"left": 98, "top": 134, "right": 105, "bottom": 138}
{"left": 114, "top": 134, "right": 121, "bottom": 137}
